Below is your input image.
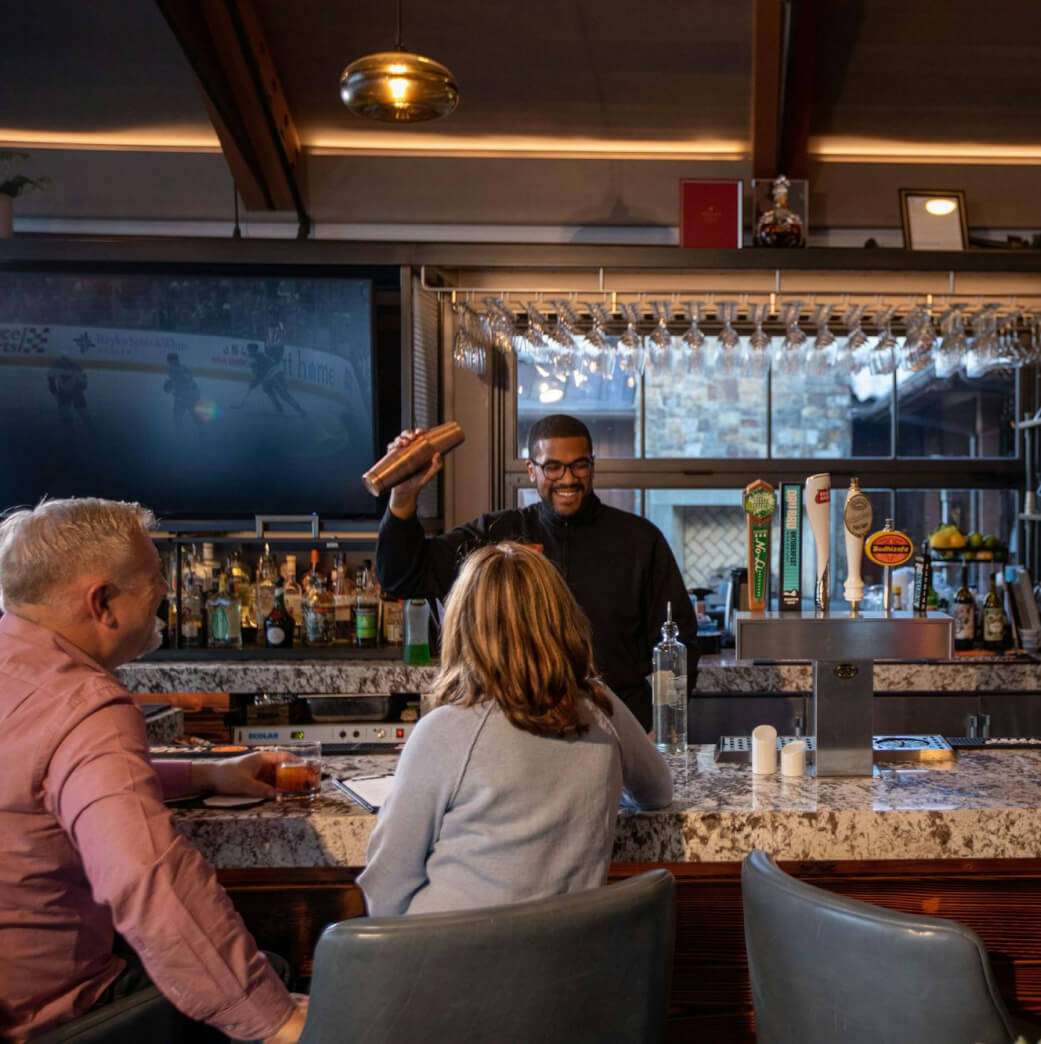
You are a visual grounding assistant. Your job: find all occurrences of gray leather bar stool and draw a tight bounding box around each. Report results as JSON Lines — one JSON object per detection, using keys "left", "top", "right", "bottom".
{"left": 300, "top": 868, "right": 676, "bottom": 1044}
{"left": 741, "top": 848, "right": 1035, "bottom": 1044}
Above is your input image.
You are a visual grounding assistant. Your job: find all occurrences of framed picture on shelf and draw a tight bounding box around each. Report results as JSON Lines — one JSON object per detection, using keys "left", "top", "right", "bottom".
{"left": 899, "top": 189, "right": 969, "bottom": 251}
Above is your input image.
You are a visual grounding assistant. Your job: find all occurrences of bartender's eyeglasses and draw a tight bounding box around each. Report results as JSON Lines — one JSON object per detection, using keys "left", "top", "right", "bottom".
{"left": 531, "top": 456, "right": 594, "bottom": 480}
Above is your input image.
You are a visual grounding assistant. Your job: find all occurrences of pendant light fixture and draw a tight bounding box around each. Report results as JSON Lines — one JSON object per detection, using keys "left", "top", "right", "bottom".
{"left": 339, "top": 0, "right": 459, "bottom": 123}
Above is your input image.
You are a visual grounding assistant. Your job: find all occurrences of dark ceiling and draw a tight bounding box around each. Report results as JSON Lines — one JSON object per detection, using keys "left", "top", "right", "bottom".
{"left": 1, "top": 0, "right": 1039, "bottom": 233}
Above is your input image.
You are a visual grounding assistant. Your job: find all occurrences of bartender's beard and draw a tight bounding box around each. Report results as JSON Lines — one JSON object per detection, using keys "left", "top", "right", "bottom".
{"left": 546, "top": 481, "right": 590, "bottom": 516}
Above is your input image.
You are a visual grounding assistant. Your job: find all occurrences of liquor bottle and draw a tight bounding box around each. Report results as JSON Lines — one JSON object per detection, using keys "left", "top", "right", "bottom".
{"left": 983, "top": 574, "right": 1008, "bottom": 653}
{"left": 179, "top": 560, "right": 204, "bottom": 648}
{"left": 953, "top": 567, "right": 976, "bottom": 652}
{"left": 353, "top": 562, "right": 379, "bottom": 648}
{"left": 332, "top": 553, "right": 355, "bottom": 644}
{"left": 652, "top": 601, "right": 687, "bottom": 755}
{"left": 403, "top": 599, "right": 431, "bottom": 664}
{"left": 206, "top": 573, "right": 243, "bottom": 649}
{"left": 198, "top": 542, "right": 221, "bottom": 594}
{"left": 303, "top": 571, "right": 335, "bottom": 647}
{"left": 283, "top": 554, "right": 303, "bottom": 626}
{"left": 264, "top": 578, "right": 294, "bottom": 649}
{"left": 754, "top": 174, "right": 805, "bottom": 248}
{"left": 381, "top": 595, "right": 403, "bottom": 646}
{"left": 227, "top": 548, "right": 255, "bottom": 645}
{"left": 253, "top": 542, "right": 279, "bottom": 646}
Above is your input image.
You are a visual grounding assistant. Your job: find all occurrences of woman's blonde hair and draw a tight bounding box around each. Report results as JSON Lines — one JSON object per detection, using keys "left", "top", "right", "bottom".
{"left": 430, "top": 541, "right": 612, "bottom": 736}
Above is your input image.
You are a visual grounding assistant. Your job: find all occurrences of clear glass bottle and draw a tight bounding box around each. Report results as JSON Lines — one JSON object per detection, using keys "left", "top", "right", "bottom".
{"left": 227, "top": 547, "right": 255, "bottom": 645}
{"left": 953, "top": 566, "right": 976, "bottom": 652}
{"left": 381, "top": 595, "right": 403, "bottom": 646}
{"left": 983, "top": 573, "right": 1007, "bottom": 653}
{"left": 303, "top": 571, "right": 336, "bottom": 647}
{"left": 198, "top": 542, "right": 221, "bottom": 594}
{"left": 179, "top": 555, "right": 204, "bottom": 648}
{"left": 332, "top": 553, "right": 355, "bottom": 644}
{"left": 264, "top": 578, "right": 294, "bottom": 648}
{"left": 206, "top": 572, "right": 242, "bottom": 649}
{"left": 253, "top": 542, "right": 279, "bottom": 646}
{"left": 283, "top": 554, "right": 303, "bottom": 627}
{"left": 652, "top": 601, "right": 687, "bottom": 755}
{"left": 353, "top": 562, "right": 379, "bottom": 648}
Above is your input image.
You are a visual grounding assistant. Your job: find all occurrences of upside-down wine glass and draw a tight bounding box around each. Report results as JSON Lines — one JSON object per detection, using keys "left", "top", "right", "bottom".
{"left": 587, "top": 301, "right": 616, "bottom": 380}
{"left": 868, "top": 306, "right": 898, "bottom": 376}
{"left": 772, "top": 300, "right": 805, "bottom": 377}
{"left": 934, "top": 304, "right": 967, "bottom": 380}
{"left": 679, "top": 301, "right": 710, "bottom": 375}
{"left": 616, "top": 302, "right": 646, "bottom": 378}
{"left": 714, "top": 301, "right": 741, "bottom": 377}
{"left": 743, "top": 302, "right": 772, "bottom": 378}
{"left": 805, "top": 302, "right": 836, "bottom": 377}
{"left": 647, "top": 301, "right": 673, "bottom": 374}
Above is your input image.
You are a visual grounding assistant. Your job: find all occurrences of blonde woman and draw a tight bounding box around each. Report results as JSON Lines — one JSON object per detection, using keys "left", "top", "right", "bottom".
{"left": 358, "top": 541, "right": 673, "bottom": 917}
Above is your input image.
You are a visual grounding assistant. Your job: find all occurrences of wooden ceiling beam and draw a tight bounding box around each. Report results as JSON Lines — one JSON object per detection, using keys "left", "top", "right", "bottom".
{"left": 777, "top": 0, "right": 819, "bottom": 180}
{"left": 750, "top": 0, "right": 784, "bottom": 180}
{"left": 156, "top": 0, "right": 308, "bottom": 228}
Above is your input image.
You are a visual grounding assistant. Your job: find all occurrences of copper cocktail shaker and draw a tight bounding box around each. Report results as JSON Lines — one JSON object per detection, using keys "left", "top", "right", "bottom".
{"left": 362, "top": 421, "right": 465, "bottom": 496}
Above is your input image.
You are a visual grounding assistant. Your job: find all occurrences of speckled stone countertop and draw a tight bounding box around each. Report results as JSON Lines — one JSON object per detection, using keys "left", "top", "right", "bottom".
{"left": 172, "top": 746, "right": 1041, "bottom": 869}
{"left": 121, "top": 654, "right": 1041, "bottom": 697}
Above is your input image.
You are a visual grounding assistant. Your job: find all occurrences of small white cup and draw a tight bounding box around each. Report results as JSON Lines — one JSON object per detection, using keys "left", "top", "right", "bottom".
{"left": 781, "top": 740, "right": 807, "bottom": 778}
{"left": 751, "top": 724, "right": 778, "bottom": 775}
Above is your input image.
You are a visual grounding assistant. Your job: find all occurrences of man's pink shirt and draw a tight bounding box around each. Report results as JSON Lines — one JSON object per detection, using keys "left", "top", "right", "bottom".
{"left": 0, "top": 612, "right": 295, "bottom": 1040}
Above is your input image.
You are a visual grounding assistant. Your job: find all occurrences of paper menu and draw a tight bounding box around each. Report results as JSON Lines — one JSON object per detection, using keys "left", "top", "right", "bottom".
{"left": 332, "top": 774, "right": 395, "bottom": 812}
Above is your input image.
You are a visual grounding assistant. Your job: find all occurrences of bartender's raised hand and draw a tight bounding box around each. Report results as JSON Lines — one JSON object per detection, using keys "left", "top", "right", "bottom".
{"left": 387, "top": 427, "right": 444, "bottom": 519}
{"left": 190, "top": 751, "right": 280, "bottom": 798}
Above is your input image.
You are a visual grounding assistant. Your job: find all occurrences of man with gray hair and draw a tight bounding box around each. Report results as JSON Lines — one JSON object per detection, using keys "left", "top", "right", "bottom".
{"left": 0, "top": 498, "right": 306, "bottom": 1042}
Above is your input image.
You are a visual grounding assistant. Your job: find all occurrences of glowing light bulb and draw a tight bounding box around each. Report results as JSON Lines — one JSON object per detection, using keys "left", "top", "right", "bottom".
{"left": 388, "top": 77, "right": 410, "bottom": 101}
{"left": 924, "top": 198, "right": 957, "bottom": 216}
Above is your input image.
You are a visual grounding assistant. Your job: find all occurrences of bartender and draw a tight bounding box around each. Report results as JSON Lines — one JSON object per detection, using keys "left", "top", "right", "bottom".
{"left": 376, "top": 413, "right": 698, "bottom": 729}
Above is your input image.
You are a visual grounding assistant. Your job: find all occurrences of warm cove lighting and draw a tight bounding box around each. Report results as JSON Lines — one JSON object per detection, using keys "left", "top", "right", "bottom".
{"left": 308, "top": 133, "right": 747, "bottom": 161}
{"left": 811, "top": 135, "right": 1041, "bottom": 166}
{"left": 0, "top": 128, "right": 220, "bottom": 152}
{"left": 924, "top": 197, "right": 958, "bottom": 216}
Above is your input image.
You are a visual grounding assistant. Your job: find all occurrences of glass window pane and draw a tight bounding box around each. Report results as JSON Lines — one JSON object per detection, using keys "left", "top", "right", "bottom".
{"left": 896, "top": 370, "right": 1015, "bottom": 457}
{"left": 516, "top": 360, "right": 637, "bottom": 459}
{"left": 771, "top": 371, "right": 894, "bottom": 458}
{"left": 644, "top": 345, "right": 767, "bottom": 458}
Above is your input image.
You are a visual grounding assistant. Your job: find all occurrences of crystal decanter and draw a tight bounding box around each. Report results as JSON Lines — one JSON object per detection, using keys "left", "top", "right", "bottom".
{"left": 755, "top": 174, "right": 804, "bottom": 248}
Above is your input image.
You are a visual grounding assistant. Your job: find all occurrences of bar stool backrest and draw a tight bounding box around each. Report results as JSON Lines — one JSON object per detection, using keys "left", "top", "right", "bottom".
{"left": 300, "top": 868, "right": 676, "bottom": 1044}
{"left": 741, "top": 849, "right": 1018, "bottom": 1044}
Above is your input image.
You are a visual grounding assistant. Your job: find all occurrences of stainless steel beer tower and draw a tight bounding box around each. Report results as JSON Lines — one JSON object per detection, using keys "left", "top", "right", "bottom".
{"left": 735, "top": 611, "right": 953, "bottom": 776}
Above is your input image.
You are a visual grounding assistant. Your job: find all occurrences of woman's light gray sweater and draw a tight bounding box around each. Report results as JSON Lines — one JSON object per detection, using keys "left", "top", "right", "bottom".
{"left": 358, "top": 688, "right": 673, "bottom": 916}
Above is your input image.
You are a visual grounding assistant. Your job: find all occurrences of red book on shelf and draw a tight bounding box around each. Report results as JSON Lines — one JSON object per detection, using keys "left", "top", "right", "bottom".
{"left": 679, "top": 179, "right": 742, "bottom": 248}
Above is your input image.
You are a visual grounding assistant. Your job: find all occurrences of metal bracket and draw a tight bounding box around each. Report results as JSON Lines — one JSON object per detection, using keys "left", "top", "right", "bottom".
{"left": 255, "top": 514, "right": 320, "bottom": 539}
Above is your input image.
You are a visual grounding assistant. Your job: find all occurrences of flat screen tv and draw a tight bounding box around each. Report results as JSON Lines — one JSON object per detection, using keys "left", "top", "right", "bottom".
{"left": 0, "top": 264, "right": 392, "bottom": 524}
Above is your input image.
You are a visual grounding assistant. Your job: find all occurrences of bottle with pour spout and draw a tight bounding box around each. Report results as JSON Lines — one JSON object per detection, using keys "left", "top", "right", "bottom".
{"left": 652, "top": 601, "right": 687, "bottom": 755}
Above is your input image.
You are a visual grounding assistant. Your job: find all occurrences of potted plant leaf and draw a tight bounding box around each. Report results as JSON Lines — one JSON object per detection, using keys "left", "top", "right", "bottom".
{"left": 0, "top": 151, "right": 50, "bottom": 236}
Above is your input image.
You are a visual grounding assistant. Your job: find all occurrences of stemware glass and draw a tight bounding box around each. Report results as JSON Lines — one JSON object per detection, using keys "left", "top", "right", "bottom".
{"left": 772, "top": 300, "right": 805, "bottom": 377}
{"left": 743, "top": 302, "right": 772, "bottom": 378}
{"left": 934, "top": 304, "right": 967, "bottom": 379}
{"left": 714, "top": 301, "right": 741, "bottom": 377}
{"left": 679, "top": 301, "right": 711, "bottom": 376}
{"left": 898, "top": 305, "right": 935, "bottom": 374}
{"left": 868, "top": 306, "right": 898, "bottom": 376}
{"left": 452, "top": 302, "right": 487, "bottom": 374}
{"left": 837, "top": 302, "right": 868, "bottom": 379}
{"left": 805, "top": 303, "right": 835, "bottom": 377}
{"left": 616, "top": 302, "right": 646, "bottom": 378}
{"left": 964, "top": 304, "right": 999, "bottom": 378}
{"left": 587, "top": 301, "right": 616, "bottom": 380}
{"left": 647, "top": 301, "right": 673, "bottom": 374}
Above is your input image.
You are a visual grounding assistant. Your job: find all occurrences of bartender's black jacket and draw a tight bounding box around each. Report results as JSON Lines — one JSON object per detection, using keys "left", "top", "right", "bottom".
{"left": 376, "top": 492, "right": 699, "bottom": 728}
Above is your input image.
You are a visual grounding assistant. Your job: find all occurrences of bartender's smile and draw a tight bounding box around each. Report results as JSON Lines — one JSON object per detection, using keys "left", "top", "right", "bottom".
{"left": 527, "top": 435, "right": 595, "bottom": 517}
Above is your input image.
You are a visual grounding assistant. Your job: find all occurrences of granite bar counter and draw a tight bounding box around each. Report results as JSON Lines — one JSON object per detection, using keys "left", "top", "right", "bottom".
{"left": 120, "top": 653, "right": 1041, "bottom": 697}
{"left": 174, "top": 746, "right": 1041, "bottom": 869}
